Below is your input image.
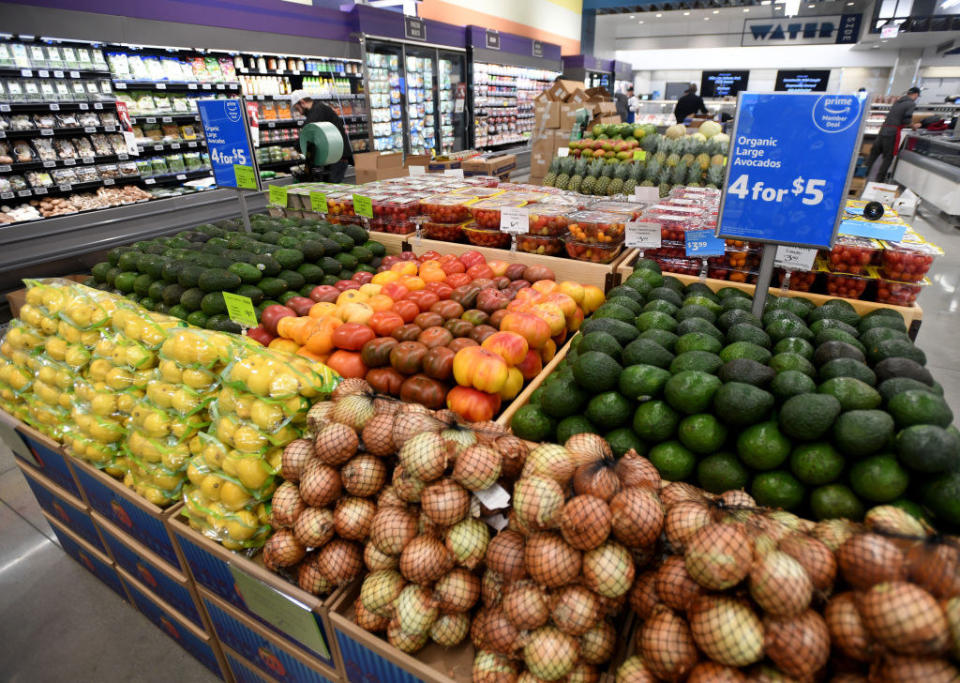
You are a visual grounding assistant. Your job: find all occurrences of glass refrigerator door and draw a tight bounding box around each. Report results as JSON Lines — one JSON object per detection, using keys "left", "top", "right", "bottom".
{"left": 365, "top": 42, "right": 404, "bottom": 153}
{"left": 438, "top": 51, "right": 466, "bottom": 154}
{"left": 404, "top": 46, "right": 436, "bottom": 156}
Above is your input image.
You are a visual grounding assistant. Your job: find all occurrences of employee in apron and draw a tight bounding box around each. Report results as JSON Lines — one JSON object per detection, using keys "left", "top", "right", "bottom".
{"left": 866, "top": 86, "right": 921, "bottom": 182}
{"left": 290, "top": 90, "right": 354, "bottom": 183}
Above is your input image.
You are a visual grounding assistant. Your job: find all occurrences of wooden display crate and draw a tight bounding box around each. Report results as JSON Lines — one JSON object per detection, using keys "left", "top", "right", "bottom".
{"left": 200, "top": 587, "right": 342, "bottom": 683}
{"left": 119, "top": 569, "right": 231, "bottom": 681}
{"left": 43, "top": 511, "right": 129, "bottom": 603}
{"left": 615, "top": 261, "right": 925, "bottom": 339}
{"left": 18, "top": 464, "right": 107, "bottom": 555}
{"left": 402, "top": 237, "right": 627, "bottom": 292}
{"left": 69, "top": 457, "right": 186, "bottom": 571}
{"left": 0, "top": 413, "right": 83, "bottom": 499}
{"left": 329, "top": 581, "right": 474, "bottom": 683}
{"left": 168, "top": 515, "right": 343, "bottom": 672}
{"left": 95, "top": 513, "right": 206, "bottom": 629}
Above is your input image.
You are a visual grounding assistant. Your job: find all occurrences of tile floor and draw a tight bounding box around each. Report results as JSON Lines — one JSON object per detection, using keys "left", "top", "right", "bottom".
{"left": 0, "top": 206, "right": 956, "bottom": 682}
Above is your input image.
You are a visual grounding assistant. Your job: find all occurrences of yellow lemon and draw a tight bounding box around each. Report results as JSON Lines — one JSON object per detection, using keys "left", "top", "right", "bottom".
{"left": 181, "top": 367, "right": 214, "bottom": 391}
{"left": 233, "top": 425, "right": 267, "bottom": 453}
{"left": 64, "top": 344, "right": 90, "bottom": 369}
{"left": 186, "top": 459, "right": 206, "bottom": 486}
{"left": 202, "top": 443, "right": 225, "bottom": 470}
{"left": 220, "top": 452, "right": 239, "bottom": 477}
{"left": 250, "top": 400, "right": 284, "bottom": 433}
{"left": 19, "top": 304, "right": 42, "bottom": 327}
{"left": 105, "top": 367, "right": 133, "bottom": 391}
{"left": 199, "top": 474, "right": 223, "bottom": 502}
{"left": 116, "top": 392, "right": 137, "bottom": 414}
{"left": 159, "top": 359, "right": 182, "bottom": 383}
{"left": 219, "top": 481, "right": 252, "bottom": 511}
{"left": 225, "top": 510, "right": 259, "bottom": 541}
{"left": 235, "top": 457, "right": 270, "bottom": 490}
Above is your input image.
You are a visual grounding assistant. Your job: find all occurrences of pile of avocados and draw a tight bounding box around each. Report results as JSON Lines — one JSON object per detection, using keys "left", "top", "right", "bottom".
{"left": 86, "top": 214, "right": 386, "bottom": 334}
{"left": 511, "top": 257, "right": 959, "bottom": 529}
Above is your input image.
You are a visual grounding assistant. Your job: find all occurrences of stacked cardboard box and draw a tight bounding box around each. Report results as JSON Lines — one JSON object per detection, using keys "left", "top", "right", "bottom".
{"left": 529, "top": 81, "right": 621, "bottom": 185}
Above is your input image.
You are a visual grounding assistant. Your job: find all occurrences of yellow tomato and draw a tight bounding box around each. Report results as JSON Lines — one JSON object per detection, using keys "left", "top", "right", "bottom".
{"left": 268, "top": 338, "right": 300, "bottom": 355}
{"left": 372, "top": 270, "right": 400, "bottom": 285}
{"left": 358, "top": 283, "right": 383, "bottom": 297}
{"left": 336, "top": 289, "right": 368, "bottom": 306}
{"left": 390, "top": 261, "right": 417, "bottom": 276}
{"left": 338, "top": 301, "right": 374, "bottom": 325}
{"left": 400, "top": 276, "right": 425, "bottom": 291}
{"left": 308, "top": 302, "right": 337, "bottom": 318}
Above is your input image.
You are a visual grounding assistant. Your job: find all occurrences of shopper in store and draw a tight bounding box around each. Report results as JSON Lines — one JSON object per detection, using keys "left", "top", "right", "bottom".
{"left": 866, "top": 86, "right": 922, "bottom": 182}
{"left": 628, "top": 86, "right": 643, "bottom": 124}
{"left": 615, "top": 85, "right": 631, "bottom": 123}
{"left": 290, "top": 90, "right": 354, "bottom": 182}
{"left": 674, "top": 83, "right": 708, "bottom": 123}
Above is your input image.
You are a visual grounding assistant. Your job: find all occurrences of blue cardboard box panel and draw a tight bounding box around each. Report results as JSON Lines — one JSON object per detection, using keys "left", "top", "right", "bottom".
{"left": 225, "top": 648, "right": 274, "bottom": 683}
{"left": 14, "top": 423, "right": 81, "bottom": 498}
{"left": 43, "top": 511, "right": 127, "bottom": 602}
{"left": 19, "top": 465, "right": 106, "bottom": 554}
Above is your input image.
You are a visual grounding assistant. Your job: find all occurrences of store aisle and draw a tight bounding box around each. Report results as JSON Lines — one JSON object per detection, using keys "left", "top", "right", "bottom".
{"left": 0, "top": 445, "right": 217, "bottom": 683}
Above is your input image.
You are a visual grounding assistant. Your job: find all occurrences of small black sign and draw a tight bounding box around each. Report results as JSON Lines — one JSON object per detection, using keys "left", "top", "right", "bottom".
{"left": 532, "top": 40, "right": 543, "bottom": 58}
{"left": 486, "top": 30, "right": 501, "bottom": 50}
{"left": 405, "top": 16, "right": 427, "bottom": 41}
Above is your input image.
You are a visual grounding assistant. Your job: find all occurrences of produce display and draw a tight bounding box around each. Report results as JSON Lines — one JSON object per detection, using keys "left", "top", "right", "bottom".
{"left": 511, "top": 258, "right": 959, "bottom": 529}
{"left": 245, "top": 248, "right": 604, "bottom": 422}
{"left": 84, "top": 214, "right": 388, "bottom": 332}
{"left": 473, "top": 63, "right": 557, "bottom": 150}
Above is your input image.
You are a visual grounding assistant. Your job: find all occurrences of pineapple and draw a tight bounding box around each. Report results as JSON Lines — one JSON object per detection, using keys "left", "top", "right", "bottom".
{"left": 641, "top": 133, "right": 659, "bottom": 154}
{"left": 711, "top": 154, "right": 725, "bottom": 167}
{"left": 542, "top": 157, "right": 561, "bottom": 187}
{"left": 567, "top": 158, "right": 588, "bottom": 194}
{"left": 671, "top": 162, "right": 687, "bottom": 186}
{"left": 706, "top": 164, "right": 724, "bottom": 189}
{"left": 645, "top": 158, "right": 661, "bottom": 183}
{"left": 680, "top": 153, "right": 695, "bottom": 167}
{"left": 608, "top": 163, "right": 630, "bottom": 196}
{"left": 685, "top": 164, "right": 702, "bottom": 186}
{"left": 659, "top": 183, "right": 671, "bottom": 198}
{"left": 657, "top": 167, "right": 671, "bottom": 187}
{"left": 554, "top": 157, "right": 574, "bottom": 190}
{"left": 623, "top": 163, "right": 643, "bottom": 196}
{"left": 696, "top": 153, "right": 710, "bottom": 171}
{"left": 640, "top": 180, "right": 654, "bottom": 187}
{"left": 581, "top": 159, "right": 604, "bottom": 195}
{"left": 665, "top": 153, "right": 680, "bottom": 169}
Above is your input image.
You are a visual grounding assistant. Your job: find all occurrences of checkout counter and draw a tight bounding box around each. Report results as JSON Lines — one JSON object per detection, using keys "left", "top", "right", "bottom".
{"left": 894, "top": 132, "right": 960, "bottom": 217}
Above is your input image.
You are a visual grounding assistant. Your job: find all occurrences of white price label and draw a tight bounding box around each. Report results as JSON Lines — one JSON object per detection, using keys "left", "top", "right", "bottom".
{"left": 93, "top": 103, "right": 103, "bottom": 109}
{"left": 122, "top": 131, "right": 139, "bottom": 155}
{"left": 474, "top": 483, "right": 511, "bottom": 510}
{"left": 443, "top": 168, "right": 464, "bottom": 178}
{"left": 103, "top": 178, "right": 115, "bottom": 185}
{"left": 625, "top": 221, "right": 662, "bottom": 249}
{"left": 156, "top": 82, "right": 166, "bottom": 90}
{"left": 556, "top": 147, "right": 569, "bottom": 157}
{"left": 188, "top": 83, "right": 198, "bottom": 90}
{"left": 144, "top": 178, "right": 156, "bottom": 185}
{"left": 58, "top": 183, "right": 72, "bottom": 192}
{"left": 49, "top": 103, "right": 59, "bottom": 111}
{"left": 774, "top": 245, "right": 817, "bottom": 270}
{"left": 114, "top": 82, "right": 126, "bottom": 89}
{"left": 53, "top": 70, "right": 64, "bottom": 78}
{"left": 162, "top": 116, "right": 172, "bottom": 123}
{"left": 176, "top": 173, "right": 186, "bottom": 180}
{"left": 634, "top": 186, "right": 660, "bottom": 203}
{"left": 145, "top": 117, "right": 157, "bottom": 123}
{"left": 69, "top": 70, "right": 79, "bottom": 79}
{"left": 500, "top": 206, "right": 529, "bottom": 234}
{"left": 408, "top": 164, "right": 426, "bottom": 176}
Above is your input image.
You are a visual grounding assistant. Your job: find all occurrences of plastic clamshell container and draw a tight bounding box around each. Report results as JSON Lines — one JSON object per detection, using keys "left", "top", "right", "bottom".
{"left": 874, "top": 274, "right": 929, "bottom": 306}
{"left": 827, "top": 234, "right": 882, "bottom": 274}
{"left": 645, "top": 240, "right": 686, "bottom": 259}
{"left": 720, "top": 246, "right": 762, "bottom": 270}
{"left": 324, "top": 192, "right": 354, "bottom": 216}
{"left": 566, "top": 210, "right": 627, "bottom": 244}
{"left": 495, "top": 190, "right": 547, "bottom": 204}
{"left": 589, "top": 200, "right": 644, "bottom": 220}
{"left": 526, "top": 205, "right": 573, "bottom": 236}
{"left": 463, "top": 224, "right": 511, "bottom": 248}
{"left": 670, "top": 186, "right": 721, "bottom": 201}
{"left": 451, "top": 186, "right": 503, "bottom": 198}
{"left": 562, "top": 236, "right": 624, "bottom": 263}
{"left": 654, "top": 256, "right": 702, "bottom": 276}
{"left": 707, "top": 265, "right": 759, "bottom": 284}
{"left": 371, "top": 195, "right": 420, "bottom": 221}
{"left": 517, "top": 233, "right": 564, "bottom": 255}
{"left": 820, "top": 260, "right": 875, "bottom": 299}
{"left": 646, "top": 205, "right": 705, "bottom": 240}
{"left": 368, "top": 217, "right": 416, "bottom": 235}
{"left": 775, "top": 268, "right": 818, "bottom": 292}
{"left": 419, "top": 194, "right": 474, "bottom": 223}
{"left": 880, "top": 236, "right": 942, "bottom": 282}
{"left": 421, "top": 220, "right": 468, "bottom": 241}
{"left": 469, "top": 197, "right": 526, "bottom": 229}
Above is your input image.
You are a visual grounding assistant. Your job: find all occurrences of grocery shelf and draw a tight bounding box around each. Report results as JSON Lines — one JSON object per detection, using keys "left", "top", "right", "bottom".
{"left": 260, "top": 118, "right": 305, "bottom": 128}
{"left": 137, "top": 140, "right": 203, "bottom": 152}
{"left": 1, "top": 124, "right": 120, "bottom": 138}
{"left": 0, "top": 66, "right": 111, "bottom": 79}
{"left": 9, "top": 174, "right": 143, "bottom": 198}
{"left": 112, "top": 80, "right": 241, "bottom": 92}
{"left": 141, "top": 168, "right": 213, "bottom": 185}
{"left": 238, "top": 68, "right": 362, "bottom": 78}
{"left": 129, "top": 114, "right": 200, "bottom": 124}
{"left": 3, "top": 154, "right": 125, "bottom": 172}
{"left": 0, "top": 102, "right": 115, "bottom": 113}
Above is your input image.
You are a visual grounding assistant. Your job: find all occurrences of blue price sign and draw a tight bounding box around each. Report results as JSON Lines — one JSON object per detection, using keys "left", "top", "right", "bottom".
{"left": 685, "top": 229, "right": 726, "bottom": 257}
{"left": 196, "top": 99, "right": 260, "bottom": 191}
{"left": 718, "top": 92, "right": 867, "bottom": 249}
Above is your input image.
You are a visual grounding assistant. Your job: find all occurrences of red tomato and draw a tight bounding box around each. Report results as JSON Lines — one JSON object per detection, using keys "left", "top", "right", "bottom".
{"left": 444, "top": 318, "right": 474, "bottom": 338}
{"left": 368, "top": 311, "right": 405, "bottom": 337}
{"left": 381, "top": 282, "right": 410, "bottom": 301}
{"left": 447, "top": 337, "right": 478, "bottom": 353}
{"left": 414, "top": 311, "right": 444, "bottom": 329}
{"left": 438, "top": 253, "right": 459, "bottom": 265}
{"left": 399, "top": 251, "right": 419, "bottom": 261}
{"left": 430, "top": 300, "right": 464, "bottom": 320}
{"left": 445, "top": 273, "right": 472, "bottom": 289}
{"left": 418, "top": 326, "right": 454, "bottom": 349}
{"left": 440, "top": 259, "right": 466, "bottom": 275}
{"left": 366, "top": 367, "right": 404, "bottom": 395}
{"left": 422, "top": 346, "right": 455, "bottom": 380}
{"left": 391, "top": 300, "right": 420, "bottom": 323}
{"left": 352, "top": 271, "right": 374, "bottom": 285}
{"left": 407, "top": 291, "right": 440, "bottom": 312}
{"left": 459, "top": 250, "right": 486, "bottom": 270}
{"left": 400, "top": 374, "right": 448, "bottom": 410}
{"left": 425, "top": 281, "right": 453, "bottom": 300}
{"left": 390, "top": 341, "right": 428, "bottom": 375}
{"left": 246, "top": 325, "right": 274, "bottom": 347}
{"left": 470, "top": 324, "right": 498, "bottom": 344}
{"left": 360, "top": 337, "right": 398, "bottom": 368}
{"left": 335, "top": 280, "right": 362, "bottom": 292}
{"left": 326, "top": 350, "right": 368, "bottom": 378}
{"left": 331, "top": 323, "right": 376, "bottom": 351}
{"left": 391, "top": 324, "right": 423, "bottom": 342}
{"left": 446, "top": 385, "right": 501, "bottom": 422}
{"left": 261, "top": 305, "right": 297, "bottom": 336}
{"left": 286, "top": 296, "right": 315, "bottom": 317}
{"left": 421, "top": 250, "right": 442, "bottom": 261}
{"left": 309, "top": 285, "right": 340, "bottom": 303}
{"left": 381, "top": 255, "right": 402, "bottom": 268}
{"left": 467, "top": 264, "right": 495, "bottom": 280}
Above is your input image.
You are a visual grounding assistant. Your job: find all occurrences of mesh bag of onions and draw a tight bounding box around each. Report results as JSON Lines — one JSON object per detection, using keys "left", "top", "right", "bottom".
{"left": 619, "top": 482, "right": 960, "bottom": 682}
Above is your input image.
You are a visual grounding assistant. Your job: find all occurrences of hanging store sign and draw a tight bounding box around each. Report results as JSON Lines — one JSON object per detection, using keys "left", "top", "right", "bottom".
{"left": 197, "top": 99, "right": 261, "bottom": 191}
{"left": 742, "top": 14, "right": 862, "bottom": 46}
{"left": 717, "top": 92, "right": 868, "bottom": 249}
{"left": 486, "top": 30, "right": 501, "bottom": 50}
{"left": 405, "top": 16, "right": 426, "bottom": 42}
{"left": 532, "top": 41, "right": 543, "bottom": 58}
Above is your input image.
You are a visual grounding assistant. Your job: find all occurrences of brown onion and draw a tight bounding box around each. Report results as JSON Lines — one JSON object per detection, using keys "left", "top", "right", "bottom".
{"left": 573, "top": 458, "right": 621, "bottom": 502}
{"left": 580, "top": 620, "right": 616, "bottom": 665}
{"left": 825, "top": 592, "right": 877, "bottom": 662}
{"left": 638, "top": 605, "right": 698, "bottom": 680}
{"left": 813, "top": 517, "right": 858, "bottom": 551}
{"left": 485, "top": 530, "right": 526, "bottom": 581}
{"left": 420, "top": 477, "right": 470, "bottom": 527}
{"left": 472, "top": 650, "right": 518, "bottom": 683}
{"left": 360, "top": 412, "right": 395, "bottom": 457}
{"left": 610, "top": 487, "right": 664, "bottom": 549}
{"left": 433, "top": 568, "right": 480, "bottom": 613}
{"left": 664, "top": 501, "right": 713, "bottom": 551}
{"left": 523, "top": 626, "right": 579, "bottom": 682}
{"left": 583, "top": 540, "right": 635, "bottom": 599}
{"left": 858, "top": 581, "right": 949, "bottom": 656}
{"left": 865, "top": 504, "right": 931, "bottom": 538}
{"left": 763, "top": 609, "right": 830, "bottom": 679}
{"left": 688, "top": 596, "right": 764, "bottom": 667}
{"left": 332, "top": 497, "right": 375, "bottom": 541}
{"left": 354, "top": 596, "right": 389, "bottom": 632}
{"left": 495, "top": 435, "right": 528, "bottom": 479}
{"left": 565, "top": 432, "right": 612, "bottom": 465}
{"left": 315, "top": 539, "right": 362, "bottom": 585}
{"left": 615, "top": 655, "right": 657, "bottom": 683}
{"left": 340, "top": 454, "right": 388, "bottom": 497}
{"left": 778, "top": 532, "right": 837, "bottom": 593}
{"left": 502, "top": 580, "right": 550, "bottom": 631}
{"left": 656, "top": 555, "right": 706, "bottom": 612}
{"left": 484, "top": 607, "right": 521, "bottom": 656}
{"left": 946, "top": 596, "right": 959, "bottom": 659}
{"left": 524, "top": 532, "right": 581, "bottom": 588}
{"left": 551, "top": 584, "right": 602, "bottom": 636}
{"left": 871, "top": 654, "right": 960, "bottom": 682}
{"left": 521, "top": 444, "right": 576, "bottom": 486}
{"left": 836, "top": 533, "right": 906, "bottom": 590}
{"left": 687, "top": 662, "right": 747, "bottom": 682}
{"left": 616, "top": 449, "right": 661, "bottom": 491}
{"left": 660, "top": 481, "right": 710, "bottom": 507}
{"left": 685, "top": 522, "right": 754, "bottom": 590}
{"left": 399, "top": 535, "right": 454, "bottom": 585}
{"left": 363, "top": 543, "right": 398, "bottom": 571}
{"left": 560, "top": 495, "right": 612, "bottom": 551}
{"left": 513, "top": 475, "right": 565, "bottom": 530}
{"left": 629, "top": 571, "right": 661, "bottom": 619}
{"left": 907, "top": 542, "right": 960, "bottom": 600}
{"left": 280, "top": 438, "right": 313, "bottom": 482}
{"left": 369, "top": 506, "right": 417, "bottom": 555}
{"left": 749, "top": 550, "right": 813, "bottom": 617}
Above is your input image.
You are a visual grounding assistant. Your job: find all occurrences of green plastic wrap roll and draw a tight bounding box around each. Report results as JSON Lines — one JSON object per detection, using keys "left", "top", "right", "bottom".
{"left": 299, "top": 121, "right": 343, "bottom": 166}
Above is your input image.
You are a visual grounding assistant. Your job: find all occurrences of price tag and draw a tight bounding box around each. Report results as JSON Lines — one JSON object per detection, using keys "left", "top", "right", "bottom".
{"left": 309, "top": 192, "right": 328, "bottom": 213}
{"left": 176, "top": 173, "right": 186, "bottom": 180}
{"left": 228, "top": 564, "right": 331, "bottom": 659}
{"left": 233, "top": 164, "right": 258, "bottom": 189}
{"left": 42, "top": 161, "right": 55, "bottom": 168}
{"left": 0, "top": 192, "right": 13, "bottom": 200}
{"left": 267, "top": 122, "right": 276, "bottom": 129}
{"left": 170, "top": 143, "right": 180, "bottom": 150}
{"left": 408, "top": 164, "right": 425, "bottom": 176}
{"left": 269, "top": 185, "right": 288, "bottom": 207}
{"left": 500, "top": 206, "right": 529, "bottom": 234}
{"left": 161, "top": 116, "right": 172, "bottom": 123}
{"left": 474, "top": 483, "right": 510, "bottom": 510}
{"left": 188, "top": 141, "right": 197, "bottom": 148}
{"left": 53, "top": 70, "right": 64, "bottom": 78}
{"left": 20, "top": 69, "right": 32, "bottom": 77}
{"left": 144, "top": 178, "right": 156, "bottom": 184}
{"left": 58, "top": 183, "right": 72, "bottom": 192}
{"left": 625, "top": 221, "right": 662, "bottom": 249}
{"left": 156, "top": 83, "right": 166, "bottom": 90}
{"left": 16, "top": 189, "right": 31, "bottom": 197}
{"left": 353, "top": 194, "right": 373, "bottom": 218}
{"left": 685, "top": 229, "right": 726, "bottom": 257}
{"left": 37, "top": 69, "right": 48, "bottom": 78}
{"left": 114, "top": 81, "right": 126, "bottom": 89}
{"left": 188, "top": 83, "right": 198, "bottom": 90}
{"left": 633, "top": 186, "right": 660, "bottom": 203}
{"left": 216, "top": 83, "right": 225, "bottom": 90}
{"left": 443, "top": 168, "right": 464, "bottom": 179}
{"left": 0, "top": 105, "right": 10, "bottom": 113}
{"left": 153, "top": 144, "right": 164, "bottom": 151}
{"left": 145, "top": 117, "right": 157, "bottom": 123}
{"left": 93, "top": 102, "right": 103, "bottom": 109}
{"left": 117, "top": 153, "right": 128, "bottom": 161}
{"left": 63, "top": 158, "right": 76, "bottom": 166}
{"left": 774, "top": 245, "right": 817, "bottom": 270}
{"left": 40, "top": 128, "right": 53, "bottom": 136}
{"left": 633, "top": 150, "right": 646, "bottom": 161}
{"left": 33, "top": 187, "right": 47, "bottom": 195}
{"left": 69, "top": 70, "right": 80, "bottom": 79}
{"left": 83, "top": 126, "right": 96, "bottom": 133}
{"left": 49, "top": 103, "right": 59, "bottom": 111}
{"left": 81, "top": 157, "right": 94, "bottom": 164}
{"left": 103, "top": 178, "right": 115, "bottom": 185}
{"left": 556, "top": 147, "right": 570, "bottom": 158}
{"left": 222, "top": 292, "right": 258, "bottom": 327}
{"left": 79, "top": 103, "right": 89, "bottom": 110}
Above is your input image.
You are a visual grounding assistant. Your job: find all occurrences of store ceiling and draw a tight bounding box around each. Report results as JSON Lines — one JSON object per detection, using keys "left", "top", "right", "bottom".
{"left": 586, "top": 0, "right": 845, "bottom": 12}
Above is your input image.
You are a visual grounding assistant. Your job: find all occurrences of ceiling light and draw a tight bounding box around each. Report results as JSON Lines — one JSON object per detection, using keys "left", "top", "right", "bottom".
{"left": 761, "top": 1, "right": 771, "bottom": 5}
{"left": 808, "top": 3, "right": 814, "bottom": 7}
{"left": 846, "top": 1, "right": 854, "bottom": 4}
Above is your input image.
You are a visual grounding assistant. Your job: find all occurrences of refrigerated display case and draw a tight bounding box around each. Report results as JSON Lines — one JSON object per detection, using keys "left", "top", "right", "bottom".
{"left": 365, "top": 43, "right": 404, "bottom": 153}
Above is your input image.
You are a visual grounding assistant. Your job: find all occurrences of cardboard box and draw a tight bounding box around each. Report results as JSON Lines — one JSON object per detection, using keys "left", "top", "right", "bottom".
{"left": 120, "top": 570, "right": 230, "bottom": 680}
{"left": 862, "top": 181, "right": 899, "bottom": 205}
{"left": 200, "top": 588, "right": 341, "bottom": 683}
{"left": 70, "top": 457, "right": 185, "bottom": 569}
{"left": 3, "top": 417, "right": 83, "bottom": 499}
{"left": 546, "top": 79, "right": 583, "bottom": 102}
{"left": 44, "top": 510, "right": 129, "bottom": 602}
{"left": 169, "top": 515, "right": 343, "bottom": 670}
{"left": 593, "top": 115, "right": 622, "bottom": 126}
{"left": 331, "top": 581, "right": 475, "bottom": 683}
{"left": 355, "top": 167, "right": 407, "bottom": 184}
{"left": 560, "top": 103, "right": 587, "bottom": 129}
{"left": 223, "top": 647, "right": 274, "bottom": 683}
{"left": 353, "top": 152, "right": 407, "bottom": 183}
{"left": 534, "top": 100, "right": 560, "bottom": 129}
{"left": 6, "top": 274, "right": 87, "bottom": 319}
{"left": 587, "top": 86, "right": 611, "bottom": 100}
{"left": 463, "top": 153, "right": 517, "bottom": 177}
{"left": 529, "top": 151, "right": 551, "bottom": 180}
{"left": 404, "top": 154, "right": 431, "bottom": 169}
{"left": 19, "top": 464, "right": 106, "bottom": 554}
{"left": 595, "top": 101, "right": 618, "bottom": 115}
{"left": 96, "top": 513, "right": 205, "bottom": 628}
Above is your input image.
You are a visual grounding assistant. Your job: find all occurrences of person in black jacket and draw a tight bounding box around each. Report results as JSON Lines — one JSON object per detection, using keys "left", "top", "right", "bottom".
{"left": 290, "top": 90, "right": 354, "bottom": 182}
{"left": 674, "top": 83, "right": 708, "bottom": 123}
{"left": 866, "top": 86, "right": 921, "bottom": 182}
